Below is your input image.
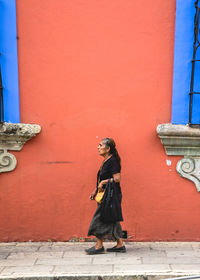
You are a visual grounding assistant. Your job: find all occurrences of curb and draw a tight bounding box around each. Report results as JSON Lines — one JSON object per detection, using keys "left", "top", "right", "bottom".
{"left": 0, "top": 274, "right": 199, "bottom": 280}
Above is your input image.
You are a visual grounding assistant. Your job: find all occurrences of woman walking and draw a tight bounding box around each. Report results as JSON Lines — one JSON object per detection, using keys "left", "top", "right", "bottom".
{"left": 85, "top": 138, "right": 126, "bottom": 255}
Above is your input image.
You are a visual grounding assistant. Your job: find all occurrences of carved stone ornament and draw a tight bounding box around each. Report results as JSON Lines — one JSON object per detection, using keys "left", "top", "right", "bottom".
{"left": 0, "top": 122, "right": 41, "bottom": 173}
{"left": 157, "top": 123, "right": 200, "bottom": 192}
{"left": 176, "top": 157, "right": 200, "bottom": 192}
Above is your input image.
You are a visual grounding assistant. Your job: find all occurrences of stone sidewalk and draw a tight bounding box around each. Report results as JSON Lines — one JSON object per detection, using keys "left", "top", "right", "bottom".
{"left": 0, "top": 242, "right": 200, "bottom": 279}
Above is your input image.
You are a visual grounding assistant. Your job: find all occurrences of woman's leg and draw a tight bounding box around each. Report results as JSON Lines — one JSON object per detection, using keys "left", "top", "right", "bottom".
{"left": 85, "top": 237, "right": 104, "bottom": 254}
{"left": 95, "top": 238, "right": 103, "bottom": 249}
{"left": 106, "top": 237, "right": 126, "bottom": 252}
{"left": 116, "top": 238, "right": 124, "bottom": 248}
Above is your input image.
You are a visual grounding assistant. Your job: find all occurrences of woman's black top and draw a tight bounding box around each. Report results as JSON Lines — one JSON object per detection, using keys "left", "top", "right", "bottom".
{"left": 97, "top": 156, "right": 121, "bottom": 194}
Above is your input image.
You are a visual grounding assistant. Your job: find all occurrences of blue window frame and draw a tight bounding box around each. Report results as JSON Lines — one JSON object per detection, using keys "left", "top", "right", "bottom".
{"left": 171, "top": 0, "right": 200, "bottom": 125}
{"left": 0, "top": 0, "right": 20, "bottom": 123}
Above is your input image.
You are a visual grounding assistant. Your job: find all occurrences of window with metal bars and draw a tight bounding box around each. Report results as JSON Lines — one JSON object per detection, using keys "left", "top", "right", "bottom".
{"left": 0, "top": 63, "right": 3, "bottom": 123}
{"left": 171, "top": 0, "right": 200, "bottom": 125}
{"left": 189, "top": 0, "right": 200, "bottom": 126}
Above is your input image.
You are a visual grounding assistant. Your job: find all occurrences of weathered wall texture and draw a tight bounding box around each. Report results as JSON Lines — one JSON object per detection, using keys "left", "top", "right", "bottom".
{"left": 1, "top": 0, "right": 199, "bottom": 242}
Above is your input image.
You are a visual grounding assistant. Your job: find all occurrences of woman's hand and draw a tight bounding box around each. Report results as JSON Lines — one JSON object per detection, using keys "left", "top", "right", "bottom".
{"left": 98, "top": 181, "right": 104, "bottom": 192}
{"left": 89, "top": 190, "right": 96, "bottom": 200}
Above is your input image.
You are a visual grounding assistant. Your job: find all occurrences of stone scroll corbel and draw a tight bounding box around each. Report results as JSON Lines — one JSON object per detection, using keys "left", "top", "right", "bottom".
{"left": 0, "top": 122, "right": 41, "bottom": 173}
{"left": 176, "top": 157, "right": 200, "bottom": 192}
{"left": 157, "top": 123, "right": 200, "bottom": 193}
{"left": 0, "top": 149, "right": 17, "bottom": 173}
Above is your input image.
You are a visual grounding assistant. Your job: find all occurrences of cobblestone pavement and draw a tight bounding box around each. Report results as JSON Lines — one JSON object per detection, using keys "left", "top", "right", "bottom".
{"left": 0, "top": 242, "right": 200, "bottom": 279}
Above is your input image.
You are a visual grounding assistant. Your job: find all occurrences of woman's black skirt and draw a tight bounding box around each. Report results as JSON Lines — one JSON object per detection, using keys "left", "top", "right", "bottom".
{"left": 88, "top": 203, "right": 122, "bottom": 240}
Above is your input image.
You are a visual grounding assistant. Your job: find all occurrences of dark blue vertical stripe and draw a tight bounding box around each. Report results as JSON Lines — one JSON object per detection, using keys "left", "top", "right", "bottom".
{"left": 0, "top": 0, "right": 20, "bottom": 123}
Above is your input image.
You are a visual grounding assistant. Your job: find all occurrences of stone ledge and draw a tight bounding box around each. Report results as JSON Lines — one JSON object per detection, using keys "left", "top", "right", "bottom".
{"left": 157, "top": 123, "right": 200, "bottom": 136}
{"left": 0, "top": 122, "right": 41, "bottom": 150}
{"left": 157, "top": 123, "right": 200, "bottom": 156}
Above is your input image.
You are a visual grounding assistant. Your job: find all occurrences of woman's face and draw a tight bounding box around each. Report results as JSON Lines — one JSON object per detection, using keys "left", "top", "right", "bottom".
{"left": 97, "top": 141, "right": 110, "bottom": 156}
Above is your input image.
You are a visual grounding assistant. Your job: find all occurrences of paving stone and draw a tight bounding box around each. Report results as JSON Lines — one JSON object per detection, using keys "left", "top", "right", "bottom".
{"left": 63, "top": 251, "right": 90, "bottom": 257}
{"left": 191, "top": 248, "right": 200, "bottom": 253}
{"left": 37, "top": 246, "right": 53, "bottom": 252}
{"left": 93, "top": 256, "right": 142, "bottom": 264}
{"left": 36, "top": 257, "right": 92, "bottom": 265}
{"left": 7, "top": 251, "right": 63, "bottom": 259}
{"left": 142, "top": 256, "right": 200, "bottom": 264}
{"left": 114, "top": 264, "right": 172, "bottom": 273}
{"left": 191, "top": 247, "right": 200, "bottom": 253}
{"left": 0, "top": 247, "right": 17, "bottom": 253}
{"left": 38, "top": 245, "right": 76, "bottom": 252}
{"left": 6, "top": 252, "right": 26, "bottom": 260}
{"left": 0, "top": 259, "right": 36, "bottom": 267}
{"left": 58, "top": 245, "right": 92, "bottom": 251}
{"left": 126, "top": 249, "right": 166, "bottom": 257}
{"left": 171, "top": 264, "right": 200, "bottom": 272}
{"left": 52, "top": 242, "right": 70, "bottom": 245}
{"left": 0, "top": 254, "right": 9, "bottom": 260}
{"left": 166, "top": 251, "right": 200, "bottom": 257}
{"left": 52, "top": 242, "right": 90, "bottom": 247}
{"left": 125, "top": 247, "right": 151, "bottom": 252}
{"left": 63, "top": 248, "right": 90, "bottom": 256}
{"left": 0, "top": 265, "right": 54, "bottom": 276}
{"left": 16, "top": 242, "right": 44, "bottom": 247}
{"left": 54, "top": 264, "right": 113, "bottom": 274}
{"left": 149, "top": 242, "right": 194, "bottom": 248}
{"left": 151, "top": 246, "right": 194, "bottom": 252}
{"left": 85, "top": 253, "right": 117, "bottom": 258}
{"left": 4, "top": 246, "right": 39, "bottom": 253}
{"left": 125, "top": 242, "right": 153, "bottom": 247}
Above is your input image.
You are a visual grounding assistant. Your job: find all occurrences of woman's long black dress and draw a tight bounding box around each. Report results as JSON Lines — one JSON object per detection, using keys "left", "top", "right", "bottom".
{"left": 88, "top": 156, "right": 123, "bottom": 240}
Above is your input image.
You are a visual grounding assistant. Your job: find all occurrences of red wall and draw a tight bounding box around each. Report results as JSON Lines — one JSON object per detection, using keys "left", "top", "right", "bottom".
{"left": 1, "top": 0, "right": 200, "bottom": 241}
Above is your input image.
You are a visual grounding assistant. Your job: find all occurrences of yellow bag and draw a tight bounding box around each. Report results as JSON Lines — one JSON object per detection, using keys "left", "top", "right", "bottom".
{"left": 95, "top": 191, "right": 105, "bottom": 204}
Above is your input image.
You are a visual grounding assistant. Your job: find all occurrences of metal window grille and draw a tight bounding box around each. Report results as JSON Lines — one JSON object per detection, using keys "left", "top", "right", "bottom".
{"left": 189, "top": 0, "right": 200, "bottom": 126}
{"left": 0, "top": 62, "right": 3, "bottom": 123}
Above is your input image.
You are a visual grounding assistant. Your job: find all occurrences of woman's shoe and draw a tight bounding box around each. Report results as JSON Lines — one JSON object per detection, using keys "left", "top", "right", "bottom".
{"left": 106, "top": 245, "right": 126, "bottom": 253}
{"left": 85, "top": 246, "right": 105, "bottom": 255}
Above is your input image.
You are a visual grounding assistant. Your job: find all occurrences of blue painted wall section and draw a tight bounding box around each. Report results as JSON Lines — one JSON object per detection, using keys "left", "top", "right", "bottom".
{"left": 0, "top": 0, "right": 20, "bottom": 123}
{"left": 171, "top": 0, "right": 199, "bottom": 124}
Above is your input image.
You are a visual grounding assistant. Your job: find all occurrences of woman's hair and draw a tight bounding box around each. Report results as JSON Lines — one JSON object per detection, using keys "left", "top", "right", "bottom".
{"left": 102, "top": 138, "right": 121, "bottom": 165}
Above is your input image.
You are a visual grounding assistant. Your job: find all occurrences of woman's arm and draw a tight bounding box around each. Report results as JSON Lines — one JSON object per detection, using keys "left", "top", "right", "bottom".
{"left": 98, "top": 173, "right": 121, "bottom": 191}
{"left": 90, "top": 188, "right": 98, "bottom": 200}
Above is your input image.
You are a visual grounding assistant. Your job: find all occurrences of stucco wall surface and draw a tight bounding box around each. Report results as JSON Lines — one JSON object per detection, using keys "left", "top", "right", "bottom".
{"left": 1, "top": 0, "right": 200, "bottom": 241}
